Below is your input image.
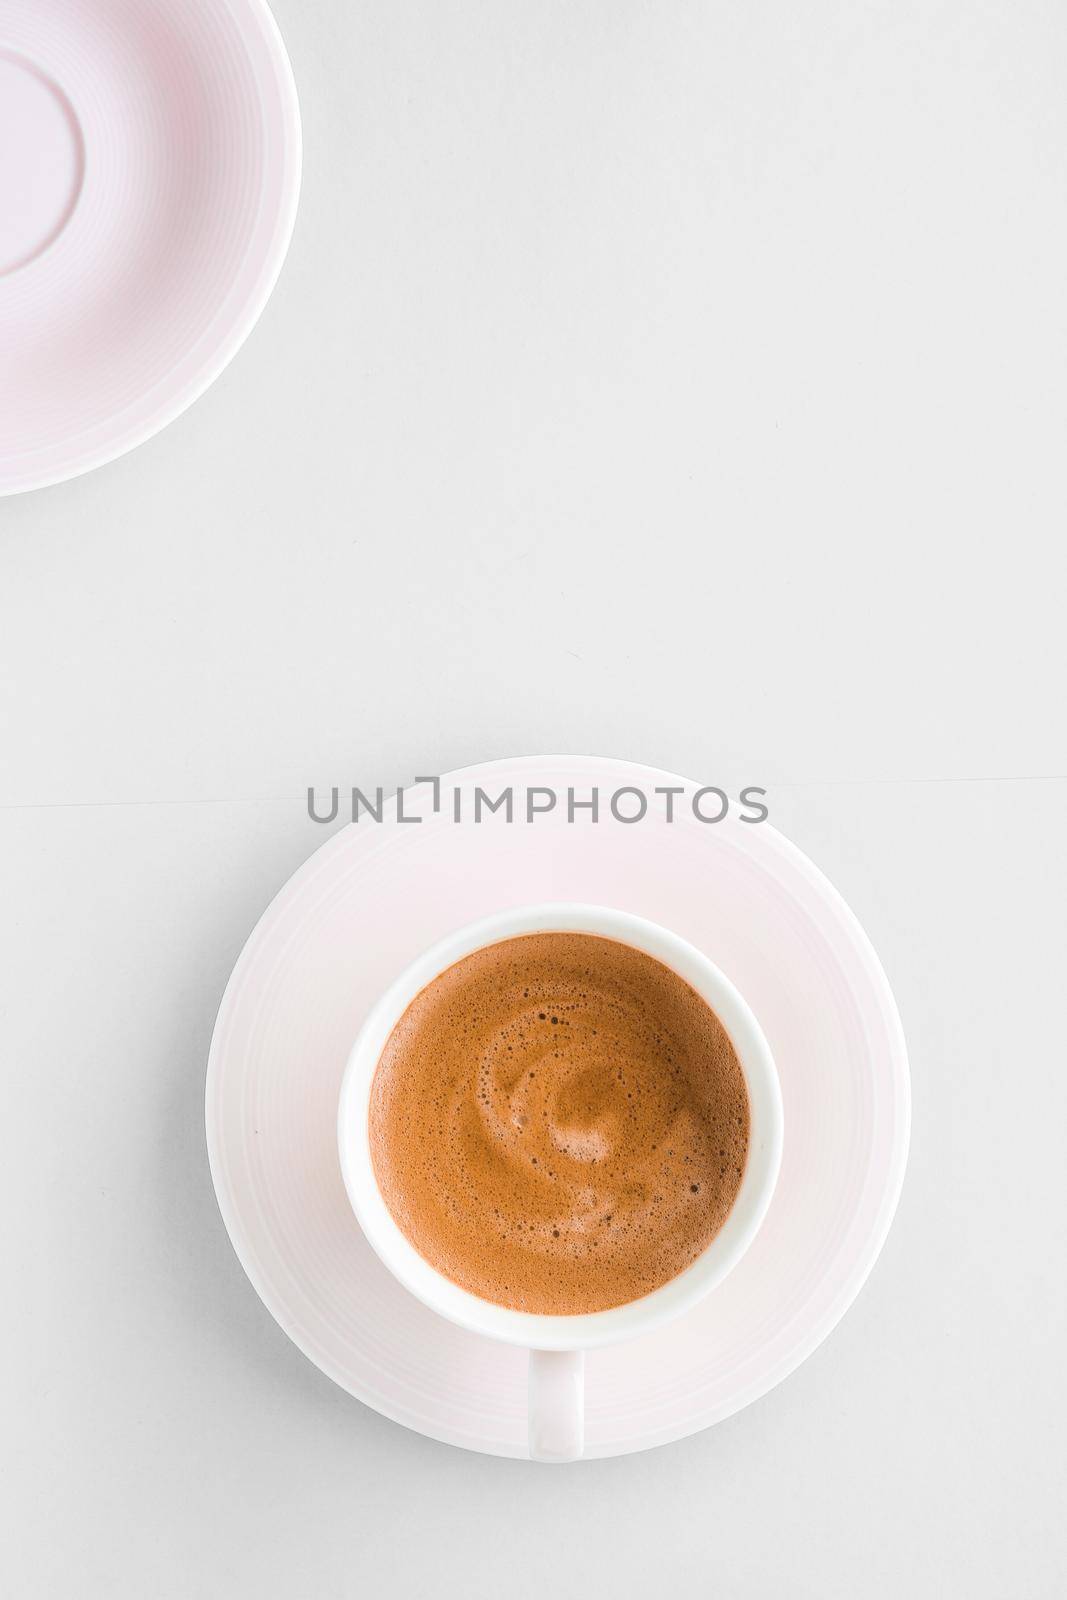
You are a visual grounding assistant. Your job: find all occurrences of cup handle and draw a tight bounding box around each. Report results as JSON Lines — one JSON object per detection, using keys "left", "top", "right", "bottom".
{"left": 528, "top": 1349, "right": 584, "bottom": 1463}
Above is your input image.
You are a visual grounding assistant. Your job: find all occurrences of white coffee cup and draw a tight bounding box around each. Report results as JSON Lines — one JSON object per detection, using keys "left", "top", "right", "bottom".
{"left": 338, "top": 904, "right": 783, "bottom": 1463}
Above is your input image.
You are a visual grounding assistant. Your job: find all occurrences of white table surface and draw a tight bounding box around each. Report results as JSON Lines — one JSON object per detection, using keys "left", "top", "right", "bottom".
{"left": 2, "top": 3, "right": 1065, "bottom": 1595}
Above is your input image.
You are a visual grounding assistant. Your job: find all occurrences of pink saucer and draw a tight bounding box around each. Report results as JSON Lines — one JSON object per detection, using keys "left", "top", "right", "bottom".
{"left": 0, "top": 0, "right": 299, "bottom": 495}
{"left": 206, "top": 756, "right": 910, "bottom": 1459}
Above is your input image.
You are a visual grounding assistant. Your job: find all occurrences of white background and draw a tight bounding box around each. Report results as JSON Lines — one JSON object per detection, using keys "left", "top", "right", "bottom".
{"left": 3, "top": 2, "right": 1066, "bottom": 1595}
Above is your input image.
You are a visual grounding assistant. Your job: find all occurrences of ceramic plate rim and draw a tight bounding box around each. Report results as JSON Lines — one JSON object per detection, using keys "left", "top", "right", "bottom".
{"left": 0, "top": 0, "right": 302, "bottom": 498}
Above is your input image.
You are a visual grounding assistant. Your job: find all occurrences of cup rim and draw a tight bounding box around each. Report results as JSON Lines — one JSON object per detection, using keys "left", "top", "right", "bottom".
{"left": 338, "top": 903, "right": 783, "bottom": 1351}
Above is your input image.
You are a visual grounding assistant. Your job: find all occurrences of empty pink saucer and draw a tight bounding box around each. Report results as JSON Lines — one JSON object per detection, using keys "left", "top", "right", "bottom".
{"left": 0, "top": 0, "right": 300, "bottom": 495}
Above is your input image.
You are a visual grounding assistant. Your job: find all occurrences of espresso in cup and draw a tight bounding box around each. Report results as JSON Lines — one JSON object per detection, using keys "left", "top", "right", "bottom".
{"left": 369, "top": 932, "right": 750, "bottom": 1316}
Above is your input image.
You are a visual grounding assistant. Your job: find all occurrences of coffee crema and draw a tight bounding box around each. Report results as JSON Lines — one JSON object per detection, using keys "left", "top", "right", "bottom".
{"left": 369, "top": 932, "right": 749, "bottom": 1315}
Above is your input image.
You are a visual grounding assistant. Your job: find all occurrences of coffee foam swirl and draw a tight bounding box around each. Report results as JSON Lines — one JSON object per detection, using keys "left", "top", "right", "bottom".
{"left": 370, "top": 933, "right": 749, "bottom": 1315}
